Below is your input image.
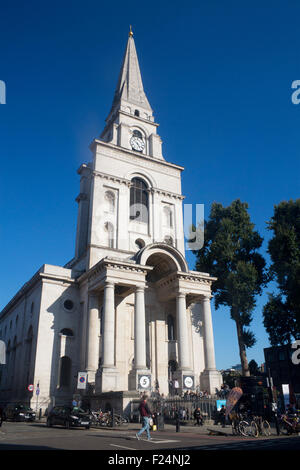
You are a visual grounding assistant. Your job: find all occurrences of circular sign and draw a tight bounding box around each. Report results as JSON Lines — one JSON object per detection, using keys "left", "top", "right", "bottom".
{"left": 79, "top": 376, "right": 86, "bottom": 384}
{"left": 139, "top": 375, "right": 150, "bottom": 389}
{"left": 183, "top": 376, "right": 194, "bottom": 389}
{"left": 27, "top": 384, "right": 34, "bottom": 392}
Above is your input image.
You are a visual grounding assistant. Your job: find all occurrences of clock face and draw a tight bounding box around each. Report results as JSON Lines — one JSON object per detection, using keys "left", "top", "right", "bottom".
{"left": 130, "top": 135, "right": 145, "bottom": 152}
{"left": 183, "top": 375, "right": 194, "bottom": 389}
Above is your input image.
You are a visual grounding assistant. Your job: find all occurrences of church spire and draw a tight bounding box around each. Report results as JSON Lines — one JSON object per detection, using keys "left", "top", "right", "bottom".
{"left": 106, "top": 29, "right": 153, "bottom": 124}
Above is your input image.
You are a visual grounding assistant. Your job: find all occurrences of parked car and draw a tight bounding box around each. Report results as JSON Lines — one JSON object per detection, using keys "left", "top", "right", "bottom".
{"left": 3, "top": 404, "right": 36, "bottom": 422}
{"left": 46, "top": 406, "right": 91, "bottom": 429}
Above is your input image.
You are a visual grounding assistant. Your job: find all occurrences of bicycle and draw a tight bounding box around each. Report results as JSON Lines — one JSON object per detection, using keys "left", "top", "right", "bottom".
{"left": 230, "top": 412, "right": 258, "bottom": 437}
{"left": 253, "top": 415, "right": 271, "bottom": 436}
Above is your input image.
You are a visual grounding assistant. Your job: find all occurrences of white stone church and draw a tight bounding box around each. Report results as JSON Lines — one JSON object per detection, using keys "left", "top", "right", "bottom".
{"left": 0, "top": 30, "right": 222, "bottom": 412}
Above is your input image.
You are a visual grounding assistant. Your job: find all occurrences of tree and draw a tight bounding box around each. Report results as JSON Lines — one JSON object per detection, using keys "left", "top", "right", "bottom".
{"left": 193, "top": 199, "right": 267, "bottom": 376}
{"left": 263, "top": 199, "right": 300, "bottom": 345}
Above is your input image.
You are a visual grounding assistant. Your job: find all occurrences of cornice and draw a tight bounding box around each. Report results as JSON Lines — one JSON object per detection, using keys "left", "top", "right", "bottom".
{"left": 92, "top": 170, "right": 184, "bottom": 200}
{"left": 91, "top": 140, "right": 184, "bottom": 172}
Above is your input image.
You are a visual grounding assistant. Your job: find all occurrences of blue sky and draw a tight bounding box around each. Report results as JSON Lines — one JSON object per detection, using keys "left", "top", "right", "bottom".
{"left": 0, "top": 0, "right": 299, "bottom": 370}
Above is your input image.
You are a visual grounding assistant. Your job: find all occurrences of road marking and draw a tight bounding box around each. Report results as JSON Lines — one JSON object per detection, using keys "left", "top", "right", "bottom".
{"left": 129, "top": 436, "right": 180, "bottom": 444}
{"left": 110, "top": 444, "right": 137, "bottom": 450}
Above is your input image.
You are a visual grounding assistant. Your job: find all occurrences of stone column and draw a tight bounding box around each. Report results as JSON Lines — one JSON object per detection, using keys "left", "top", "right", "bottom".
{"left": 102, "top": 282, "right": 115, "bottom": 368}
{"left": 202, "top": 296, "right": 216, "bottom": 370}
{"left": 200, "top": 296, "right": 222, "bottom": 394}
{"left": 96, "top": 281, "right": 119, "bottom": 393}
{"left": 128, "top": 285, "right": 150, "bottom": 391}
{"left": 86, "top": 293, "right": 100, "bottom": 382}
{"left": 134, "top": 286, "right": 147, "bottom": 369}
{"left": 176, "top": 292, "right": 190, "bottom": 370}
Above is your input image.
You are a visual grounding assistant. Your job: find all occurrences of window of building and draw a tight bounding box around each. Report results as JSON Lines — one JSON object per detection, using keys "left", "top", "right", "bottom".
{"left": 130, "top": 177, "right": 149, "bottom": 223}
{"left": 167, "top": 315, "right": 176, "bottom": 341}
{"left": 60, "top": 328, "right": 74, "bottom": 337}
{"left": 59, "top": 356, "right": 72, "bottom": 388}
{"left": 163, "top": 206, "right": 173, "bottom": 228}
{"left": 104, "top": 222, "right": 114, "bottom": 248}
{"left": 104, "top": 191, "right": 115, "bottom": 213}
{"left": 63, "top": 299, "right": 74, "bottom": 311}
{"left": 134, "top": 109, "right": 140, "bottom": 117}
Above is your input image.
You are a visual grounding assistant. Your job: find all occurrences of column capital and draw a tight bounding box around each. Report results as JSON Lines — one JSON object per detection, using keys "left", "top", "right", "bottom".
{"left": 135, "top": 285, "right": 145, "bottom": 293}
{"left": 176, "top": 291, "right": 186, "bottom": 299}
{"left": 104, "top": 280, "right": 115, "bottom": 288}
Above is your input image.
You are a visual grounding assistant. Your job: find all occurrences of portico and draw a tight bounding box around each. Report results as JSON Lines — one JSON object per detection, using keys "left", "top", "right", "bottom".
{"left": 80, "top": 243, "right": 221, "bottom": 396}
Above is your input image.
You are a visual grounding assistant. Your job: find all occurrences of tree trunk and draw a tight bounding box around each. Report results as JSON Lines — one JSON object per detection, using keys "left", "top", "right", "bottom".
{"left": 235, "top": 320, "right": 250, "bottom": 377}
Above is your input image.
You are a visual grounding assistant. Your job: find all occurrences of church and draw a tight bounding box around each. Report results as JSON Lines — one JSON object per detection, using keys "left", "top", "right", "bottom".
{"left": 0, "top": 30, "right": 222, "bottom": 412}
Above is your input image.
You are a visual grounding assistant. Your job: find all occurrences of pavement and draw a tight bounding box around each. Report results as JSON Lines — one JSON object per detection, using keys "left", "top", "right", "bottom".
{"left": 87, "top": 420, "right": 279, "bottom": 436}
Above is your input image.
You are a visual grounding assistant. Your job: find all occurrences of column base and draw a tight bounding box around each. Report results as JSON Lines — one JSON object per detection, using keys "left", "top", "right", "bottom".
{"left": 128, "top": 369, "right": 152, "bottom": 393}
{"left": 200, "top": 369, "right": 223, "bottom": 395}
{"left": 95, "top": 367, "right": 119, "bottom": 394}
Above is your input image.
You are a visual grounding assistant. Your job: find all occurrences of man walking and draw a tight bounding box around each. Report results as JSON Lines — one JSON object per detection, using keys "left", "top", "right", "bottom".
{"left": 136, "top": 396, "right": 152, "bottom": 441}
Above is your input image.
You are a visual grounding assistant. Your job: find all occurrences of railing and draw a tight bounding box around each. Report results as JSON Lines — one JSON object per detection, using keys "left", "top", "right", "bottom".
{"left": 131, "top": 395, "right": 218, "bottom": 423}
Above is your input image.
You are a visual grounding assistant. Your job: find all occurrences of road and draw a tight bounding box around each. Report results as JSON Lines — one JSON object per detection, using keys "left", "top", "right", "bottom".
{"left": 0, "top": 421, "right": 300, "bottom": 455}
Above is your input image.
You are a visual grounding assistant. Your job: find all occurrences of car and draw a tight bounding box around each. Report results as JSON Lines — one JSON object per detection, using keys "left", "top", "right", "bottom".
{"left": 46, "top": 406, "right": 91, "bottom": 429}
{"left": 3, "top": 403, "right": 36, "bottom": 422}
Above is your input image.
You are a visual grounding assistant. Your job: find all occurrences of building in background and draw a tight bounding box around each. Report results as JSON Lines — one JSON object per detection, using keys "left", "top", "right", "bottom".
{"left": 264, "top": 345, "right": 300, "bottom": 406}
{"left": 0, "top": 30, "right": 222, "bottom": 412}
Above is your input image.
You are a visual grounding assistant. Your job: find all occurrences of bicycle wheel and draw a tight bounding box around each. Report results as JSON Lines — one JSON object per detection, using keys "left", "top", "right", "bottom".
{"left": 250, "top": 421, "right": 259, "bottom": 437}
{"left": 238, "top": 420, "right": 250, "bottom": 437}
{"left": 262, "top": 420, "right": 271, "bottom": 436}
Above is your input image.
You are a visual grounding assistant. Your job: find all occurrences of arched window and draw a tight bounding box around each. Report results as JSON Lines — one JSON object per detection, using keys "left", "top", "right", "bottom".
{"left": 134, "top": 109, "right": 140, "bottom": 117}
{"left": 167, "top": 315, "right": 176, "bottom": 341}
{"left": 163, "top": 206, "right": 173, "bottom": 228}
{"left": 104, "top": 191, "right": 115, "bottom": 213}
{"left": 130, "top": 178, "right": 149, "bottom": 224}
{"left": 104, "top": 222, "right": 114, "bottom": 248}
{"left": 59, "top": 356, "right": 72, "bottom": 388}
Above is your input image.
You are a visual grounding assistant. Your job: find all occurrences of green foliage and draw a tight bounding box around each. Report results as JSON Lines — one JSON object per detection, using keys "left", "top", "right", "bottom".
{"left": 263, "top": 199, "right": 300, "bottom": 345}
{"left": 193, "top": 199, "right": 267, "bottom": 375}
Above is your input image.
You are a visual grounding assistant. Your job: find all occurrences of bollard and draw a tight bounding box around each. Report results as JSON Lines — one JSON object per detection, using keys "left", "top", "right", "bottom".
{"left": 176, "top": 418, "right": 180, "bottom": 432}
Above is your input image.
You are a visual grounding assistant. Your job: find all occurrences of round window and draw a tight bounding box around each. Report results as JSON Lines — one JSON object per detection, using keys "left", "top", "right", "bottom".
{"left": 63, "top": 299, "right": 74, "bottom": 311}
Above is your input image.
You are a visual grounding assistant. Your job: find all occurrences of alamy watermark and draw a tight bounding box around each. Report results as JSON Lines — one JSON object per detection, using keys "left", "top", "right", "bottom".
{"left": 291, "top": 80, "right": 300, "bottom": 104}
{"left": 291, "top": 341, "right": 300, "bottom": 365}
{"left": 96, "top": 202, "right": 205, "bottom": 251}
{"left": 0, "top": 80, "right": 6, "bottom": 104}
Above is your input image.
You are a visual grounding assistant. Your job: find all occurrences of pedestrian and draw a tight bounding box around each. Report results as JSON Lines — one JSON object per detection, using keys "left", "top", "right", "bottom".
{"left": 136, "top": 396, "right": 152, "bottom": 441}
{"left": 0, "top": 406, "right": 3, "bottom": 427}
{"left": 219, "top": 405, "right": 226, "bottom": 428}
{"left": 193, "top": 407, "right": 203, "bottom": 426}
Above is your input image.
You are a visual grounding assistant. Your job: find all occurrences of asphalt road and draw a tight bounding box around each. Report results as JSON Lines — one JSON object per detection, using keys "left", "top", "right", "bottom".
{"left": 1, "top": 421, "right": 300, "bottom": 460}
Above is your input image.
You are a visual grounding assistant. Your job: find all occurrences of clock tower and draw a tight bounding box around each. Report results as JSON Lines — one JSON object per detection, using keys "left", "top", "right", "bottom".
{"left": 100, "top": 28, "right": 163, "bottom": 160}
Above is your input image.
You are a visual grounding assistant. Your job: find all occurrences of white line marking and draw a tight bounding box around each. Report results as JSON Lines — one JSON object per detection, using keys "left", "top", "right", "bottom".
{"left": 110, "top": 444, "right": 137, "bottom": 450}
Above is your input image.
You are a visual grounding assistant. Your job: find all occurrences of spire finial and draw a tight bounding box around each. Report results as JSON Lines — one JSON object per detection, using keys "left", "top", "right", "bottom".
{"left": 129, "top": 25, "right": 133, "bottom": 37}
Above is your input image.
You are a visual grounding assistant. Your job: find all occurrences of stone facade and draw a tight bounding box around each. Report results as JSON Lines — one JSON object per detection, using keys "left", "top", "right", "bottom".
{"left": 0, "top": 31, "right": 222, "bottom": 412}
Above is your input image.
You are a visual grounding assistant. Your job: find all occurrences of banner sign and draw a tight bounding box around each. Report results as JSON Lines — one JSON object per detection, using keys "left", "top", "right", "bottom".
{"left": 183, "top": 375, "right": 194, "bottom": 390}
{"left": 282, "top": 384, "right": 289, "bottom": 409}
{"left": 225, "top": 387, "right": 243, "bottom": 417}
{"left": 216, "top": 399, "right": 227, "bottom": 411}
{"left": 138, "top": 375, "right": 151, "bottom": 390}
